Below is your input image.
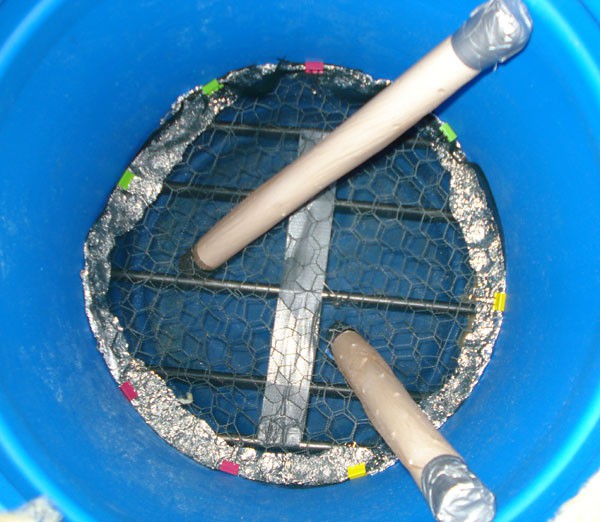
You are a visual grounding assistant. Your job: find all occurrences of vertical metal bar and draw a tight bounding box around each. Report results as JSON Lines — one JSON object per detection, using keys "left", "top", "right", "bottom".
{"left": 257, "top": 131, "right": 335, "bottom": 447}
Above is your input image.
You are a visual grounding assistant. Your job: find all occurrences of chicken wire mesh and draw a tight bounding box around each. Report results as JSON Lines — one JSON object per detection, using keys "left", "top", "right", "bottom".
{"left": 83, "top": 62, "right": 505, "bottom": 485}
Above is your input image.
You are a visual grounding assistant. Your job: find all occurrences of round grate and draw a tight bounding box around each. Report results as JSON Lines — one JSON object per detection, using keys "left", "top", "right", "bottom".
{"left": 83, "top": 63, "right": 505, "bottom": 485}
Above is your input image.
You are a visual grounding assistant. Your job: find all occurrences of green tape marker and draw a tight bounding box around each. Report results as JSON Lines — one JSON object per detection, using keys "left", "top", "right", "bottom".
{"left": 202, "top": 79, "right": 223, "bottom": 96}
{"left": 440, "top": 122, "right": 457, "bottom": 142}
{"left": 118, "top": 168, "right": 136, "bottom": 190}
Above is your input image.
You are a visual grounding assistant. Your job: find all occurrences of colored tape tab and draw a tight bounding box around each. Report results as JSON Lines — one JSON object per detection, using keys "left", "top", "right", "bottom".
{"left": 347, "top": 462, "right": 367, "bottom": 480}
{"left": 202, "top": 79, "right": 223, "bottom": 96}
{"left": 118, "top": 168, "right": 136, "bottom": 190}
{"left": 219, "top": 460, "right": 240, "bottom": 476}
{"left": 440, "top": 122, "right": 457, "bottom": 142}
{"left": 493, "top": 292, "right": 507, "bottom": 312}
{"left": 119, "top": 381, "right": 138, "bottom": 401}
{"left": 305, "top": 61, "right": 325, "bottom": 74}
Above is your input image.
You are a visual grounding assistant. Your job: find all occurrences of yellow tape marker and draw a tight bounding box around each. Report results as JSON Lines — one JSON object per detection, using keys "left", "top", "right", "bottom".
{"left": 493, "top": 292, "right": 507, "bottom": 312}
{"left": 347, "top": 462, "right": 367, "bottom": 480}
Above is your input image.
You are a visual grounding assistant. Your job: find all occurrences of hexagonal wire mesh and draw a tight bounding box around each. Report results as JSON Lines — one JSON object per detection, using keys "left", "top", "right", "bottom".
{"left": 86, "top": 62, "right": 505, "bottom": 484}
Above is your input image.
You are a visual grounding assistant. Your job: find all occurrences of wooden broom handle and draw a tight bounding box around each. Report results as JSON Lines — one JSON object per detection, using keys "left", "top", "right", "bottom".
{"left": 191, "top": 38, "right": 479, "bottom": 270}
{"left": 191, "top": 0, "right": 532, "bottom": 271}
{"left": 331, "top": 329, "right": 459, "bottom": 487}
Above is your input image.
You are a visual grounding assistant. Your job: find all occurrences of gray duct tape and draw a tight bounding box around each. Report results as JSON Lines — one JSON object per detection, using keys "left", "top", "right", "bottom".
{"left": 257, "top": 131, "right": 335, "bottom": 447}
{"left": 421, "top": 455, "right": 495, "bottom": 522}
{"left": 451, "top": 0, "right": 533, "bottom": 71}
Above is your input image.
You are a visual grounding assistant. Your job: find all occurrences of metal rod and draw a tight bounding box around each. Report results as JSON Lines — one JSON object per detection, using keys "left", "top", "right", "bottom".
{"left": 217, "top": 433, "right": 353, "bottom": 452}
{"left": 334, "top": 198, "right": 452, "bottom": 221}
{"left": 152, "top": 366, "right": 356, "bottom": 397}
{"left": 211, "top": 121, "right": 433, "bottom": 149}
{"left": 112, "top": 269, "right": 281, "bottom": 295}
{"left": 164, "top": 182, "right": 247, "bottom": 203}
{"left": 112, "top": 269, "right": 476, "bottom": 314}
{"left": 212, "top": 121, "right": 325, "bottom": 137}
{"left": 161, "top": 365, "right": 427, "bottom": 403}
{"left": 163, "top": 181, "right": 453, "bottom": 221}
{"left": 324, "top": 289, "right": 475, "bottom": 314}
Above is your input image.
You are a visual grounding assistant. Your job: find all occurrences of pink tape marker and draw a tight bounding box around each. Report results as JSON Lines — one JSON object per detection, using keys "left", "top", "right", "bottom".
{"left": 119, "top": 381, "right": 138, "bottom": 401}
{"left": 219, "top": 460, "right": 240, "bottom": 476}
{"left": 305, "top": 60, "right": 324, "bottom": 74}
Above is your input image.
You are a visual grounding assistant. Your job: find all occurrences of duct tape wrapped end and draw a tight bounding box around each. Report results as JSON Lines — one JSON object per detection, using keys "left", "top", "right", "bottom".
{"left": 422, "top": 455, "right": 495, "bottom": 522}
{"left": 452, "top": 0, "right": 533, "bottom": 71}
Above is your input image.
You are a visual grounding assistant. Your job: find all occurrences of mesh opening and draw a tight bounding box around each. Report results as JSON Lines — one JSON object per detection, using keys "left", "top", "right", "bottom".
{"left": 84, "top": 62, "right": 505, "bottom": 484}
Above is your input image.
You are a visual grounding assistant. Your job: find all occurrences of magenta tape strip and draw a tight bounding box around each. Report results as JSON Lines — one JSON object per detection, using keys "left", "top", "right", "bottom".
{"left": 305, "top": 60, "right": 324, "bottom": 74}
{"left": 119, "top": 381, "right": 138, "bottom": 401}
{"left": 219, "top": 460, "right": 240, "bottom": 476}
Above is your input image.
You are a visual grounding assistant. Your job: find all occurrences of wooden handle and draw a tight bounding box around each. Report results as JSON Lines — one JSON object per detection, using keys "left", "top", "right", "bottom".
{"left": 191, "top": 37, "right": 479, "bottom": 270}
{"left": 332, "top": 330, "right": 459, "bottom": 488}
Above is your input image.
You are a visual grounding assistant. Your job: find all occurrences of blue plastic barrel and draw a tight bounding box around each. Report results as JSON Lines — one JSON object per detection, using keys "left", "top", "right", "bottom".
{"left": 0, "top": 1, "right": 599, "bottom": 520}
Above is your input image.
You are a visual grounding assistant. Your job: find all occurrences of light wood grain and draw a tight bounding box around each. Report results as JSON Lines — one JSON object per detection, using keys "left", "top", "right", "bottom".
{"left": 192, "top": 38, "right": 479, "bottom": 270}
{"left": 332, "top": 329, "right": 459, "bottom": 488}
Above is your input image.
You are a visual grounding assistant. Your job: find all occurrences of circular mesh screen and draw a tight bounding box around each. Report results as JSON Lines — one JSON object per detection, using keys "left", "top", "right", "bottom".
{"left": 84, "top": 63, "right": 505, "bottom": 485}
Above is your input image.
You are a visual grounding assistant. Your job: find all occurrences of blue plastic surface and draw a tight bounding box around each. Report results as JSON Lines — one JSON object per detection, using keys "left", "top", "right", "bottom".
{"left": 0, "top": 1, "right": 599, "bottom": 521}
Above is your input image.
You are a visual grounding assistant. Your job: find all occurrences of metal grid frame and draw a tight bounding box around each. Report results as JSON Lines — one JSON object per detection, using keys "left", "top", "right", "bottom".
{"left": 83, "top": 62, "right": 505, "bottom": 485}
